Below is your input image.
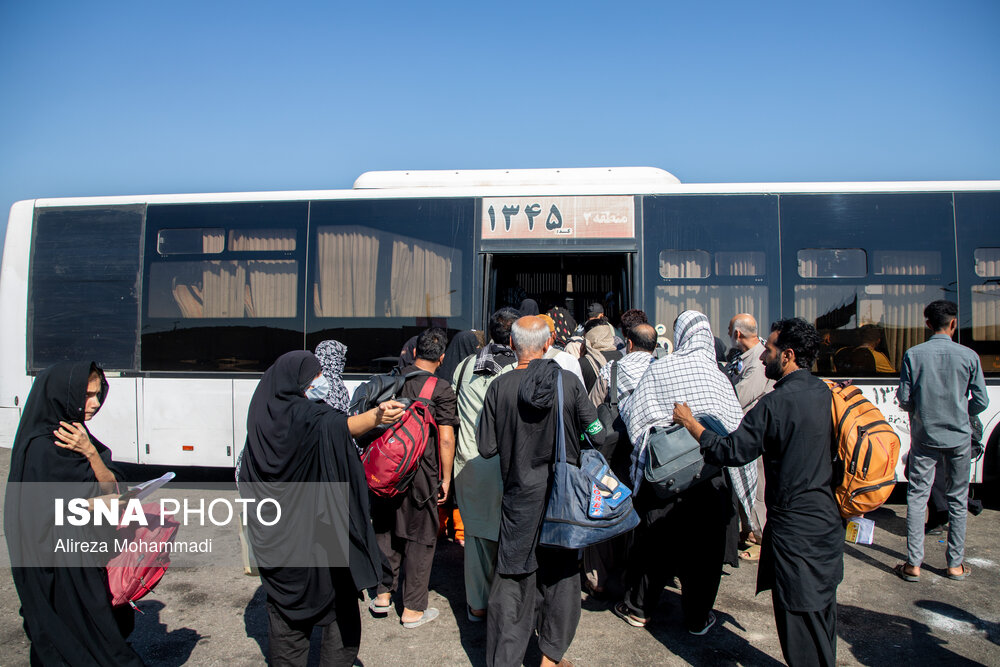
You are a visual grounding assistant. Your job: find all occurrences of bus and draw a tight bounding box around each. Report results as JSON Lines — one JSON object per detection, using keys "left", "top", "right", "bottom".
{"left": 1, "top": 167, "right": 998, "bottom": 481}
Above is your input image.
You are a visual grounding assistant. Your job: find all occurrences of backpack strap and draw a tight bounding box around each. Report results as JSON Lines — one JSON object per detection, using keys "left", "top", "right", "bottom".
{"left": 609, "top": 361, "right": 619, "bottom": 408}
{"left": 417, "top": 375, "right": 438, "bottom": 402}
{"left": 455, "top": 355, "right": 474, "bottom": 395}
{"left": 411, "top": 374, "right": 444, "bottom": 506}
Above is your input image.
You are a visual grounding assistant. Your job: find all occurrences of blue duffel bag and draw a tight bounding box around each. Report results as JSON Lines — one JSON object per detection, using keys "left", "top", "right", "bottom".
{"left": 539, "top": 374, "right": 640, "bottom": 550}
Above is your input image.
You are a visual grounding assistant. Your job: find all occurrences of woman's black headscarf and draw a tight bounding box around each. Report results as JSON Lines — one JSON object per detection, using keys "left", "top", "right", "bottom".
{"left": 518, "top": 298, "right": 540, "bottom": 316}
{"left": 238, "top": 351, "right": 383, "bottom": 622}
{"left": 437, "top": 330, "right": 481, "bottom": 381}
{"left": 5, "top": 361, "right": 143, "bottom": 666}
{"left": 397, "top": 335, "right": 419, "bottom": 370}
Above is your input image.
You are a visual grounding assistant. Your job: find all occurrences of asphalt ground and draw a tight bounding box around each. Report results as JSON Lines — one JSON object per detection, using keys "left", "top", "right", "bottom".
{"left": 1, "top": 459, "right": 999, "bottom": 666}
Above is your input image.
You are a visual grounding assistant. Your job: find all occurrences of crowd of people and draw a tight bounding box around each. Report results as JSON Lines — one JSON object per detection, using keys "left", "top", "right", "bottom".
{"left": 5, "top": 297, "right": 988, "bottom": 666}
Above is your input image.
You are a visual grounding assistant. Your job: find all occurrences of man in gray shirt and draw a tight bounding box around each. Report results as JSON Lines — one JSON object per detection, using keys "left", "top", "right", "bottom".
{"left": 896, "top": 300, "right": 989, "bottom": 582}
{"left": 726, "top": 314, "right": 774, "bottom": 552}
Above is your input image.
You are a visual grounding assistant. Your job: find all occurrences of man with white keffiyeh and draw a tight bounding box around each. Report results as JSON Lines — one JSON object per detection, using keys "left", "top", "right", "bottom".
{"left": 620, "top": 310, "right": 757, "bottom": 521}
{"left": 613, "top": 310, "right": 756, "bottom": 636}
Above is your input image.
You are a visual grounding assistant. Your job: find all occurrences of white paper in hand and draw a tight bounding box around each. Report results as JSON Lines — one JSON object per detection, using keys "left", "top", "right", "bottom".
{"left": 122, "top": 472, "right": 176, "bottom": 501}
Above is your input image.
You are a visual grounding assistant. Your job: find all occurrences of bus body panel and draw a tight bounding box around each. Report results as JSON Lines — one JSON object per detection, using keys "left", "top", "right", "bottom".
{"left": 139, "top": 378, "right": 233, "bottom": 466}
{"left": 0, "top": 201, "right": 34, "bottom": 416}
{"left": 85, "top": 377, "right": 140, "bottom": 464}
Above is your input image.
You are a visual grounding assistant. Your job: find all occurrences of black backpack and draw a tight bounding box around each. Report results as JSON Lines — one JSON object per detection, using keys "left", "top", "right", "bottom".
{"left": 348, "top": 369, "right": 432, "bottom": 446}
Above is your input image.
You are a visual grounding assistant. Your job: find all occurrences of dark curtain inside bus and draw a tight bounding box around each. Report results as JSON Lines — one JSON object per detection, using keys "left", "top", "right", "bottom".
{"left": 489, "top": 253, "right": 631, "bottom": 329}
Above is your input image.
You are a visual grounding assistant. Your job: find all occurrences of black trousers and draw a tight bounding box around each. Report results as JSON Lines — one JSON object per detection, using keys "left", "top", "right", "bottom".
{"left": 486, "top": 547, "right": 580, "bottom": 667}
{"left": 266, "top": 595, "right": 361, "bottom": 667}
{"left": 772, "top": 594, "right": 837, "bottom": 667}
{"left": 623, "top": 476, "right": 730, "bottom": 631}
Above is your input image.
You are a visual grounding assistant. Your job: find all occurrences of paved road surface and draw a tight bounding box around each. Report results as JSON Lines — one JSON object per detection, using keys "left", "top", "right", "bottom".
{"left": 1, "top": 458, "right": 998, "bottom": 666}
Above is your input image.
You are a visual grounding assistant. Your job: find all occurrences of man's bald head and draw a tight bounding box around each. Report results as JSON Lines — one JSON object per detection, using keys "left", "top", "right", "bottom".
{"left": 626, "top": 323, "right": 658, "bottom": 353}
{"left": 511, "top": 316, "right": 551, "bottom": 357}
{"left": 729, "top": 314, "right": 759, "bottom": 352}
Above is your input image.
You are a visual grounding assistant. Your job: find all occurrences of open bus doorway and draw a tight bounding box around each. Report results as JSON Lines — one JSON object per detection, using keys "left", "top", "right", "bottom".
{"left": 487, "top": 253, "right": 633, "bottom": 330}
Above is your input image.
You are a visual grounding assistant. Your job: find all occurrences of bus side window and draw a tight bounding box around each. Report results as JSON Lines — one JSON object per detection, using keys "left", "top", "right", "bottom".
{"left": 972, "top": 248, "right": 1000, "bottom": 346}
{"left": 782, "top": 193, "right": 956, "bottom": 378}
{"left": 141, "top": 203, "right": 306, "bottom": 372}
{"left": 29, "top": 206, "right": 143, "bottom": 372}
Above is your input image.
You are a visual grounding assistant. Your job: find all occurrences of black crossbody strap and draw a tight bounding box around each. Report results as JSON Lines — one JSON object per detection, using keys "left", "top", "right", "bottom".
{"left": 609, "top": 361, "right": 619, "bottom": 408}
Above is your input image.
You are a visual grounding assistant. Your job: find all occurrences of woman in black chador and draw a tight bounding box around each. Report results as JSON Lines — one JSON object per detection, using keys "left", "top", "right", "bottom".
{"left": 239, "top": 350, "right": 402, "bottom": 666}
{"left": 5, "top": 361, "right": 144, "bottom": 666}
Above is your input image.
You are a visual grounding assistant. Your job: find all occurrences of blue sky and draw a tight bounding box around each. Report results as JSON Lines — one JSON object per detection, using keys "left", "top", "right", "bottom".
{"left": 1, "top": 0, "right": 998, "bottom": 250}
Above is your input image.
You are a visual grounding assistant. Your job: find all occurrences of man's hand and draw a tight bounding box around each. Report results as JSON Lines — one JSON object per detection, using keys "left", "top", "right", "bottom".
{"left": 437, "top": 479, "right": 451, "bottom": 506}
{"left": 53, "top": 421, "right": 97, "bottom": 458}
{"left": 672, "top": 402, "right": 695, "bottom": 428}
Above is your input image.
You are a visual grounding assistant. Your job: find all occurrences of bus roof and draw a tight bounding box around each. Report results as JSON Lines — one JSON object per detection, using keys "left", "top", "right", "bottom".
{"left": 24, "top": 168, "right": 1000, "bottom": 209}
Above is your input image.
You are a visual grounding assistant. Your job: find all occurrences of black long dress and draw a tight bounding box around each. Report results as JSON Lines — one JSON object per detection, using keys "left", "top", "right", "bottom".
{"left": 5, "top": 361, "right": 144, "bottom": 666}
{"left": 238, "top": 351, "right": 384, "bottom": 624}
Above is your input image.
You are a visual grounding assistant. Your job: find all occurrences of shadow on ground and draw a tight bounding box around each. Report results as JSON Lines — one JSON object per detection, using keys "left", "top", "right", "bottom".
{"left": 838, "top": 602, "right": 985, "bottom": 666}
{"left": 131, "top": 600, "right": 203, "bottom": 666}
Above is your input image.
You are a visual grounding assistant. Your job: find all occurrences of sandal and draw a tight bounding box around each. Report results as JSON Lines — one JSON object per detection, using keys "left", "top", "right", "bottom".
{"left": 739, "top": 544, "right": 761, "bottom": 562}
{"left": 369, "top": 598, "right": 392, "bottom": 615}
{"left": 945, "top": 564, "right": 971, "bottom": 581}
{"left": 893, "top": 563, "right": 920, "bottom": 582}
{"left": 401, "top": 607, "right": 439, "bottom": 628}
{"left": 688, "top": 610, "right": 717, "bottom": 636}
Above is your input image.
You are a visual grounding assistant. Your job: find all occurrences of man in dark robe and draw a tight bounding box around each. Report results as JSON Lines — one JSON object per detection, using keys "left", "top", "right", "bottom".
{"left": 477, "top": 316, "right": 613, "bottom": 667}
{"left": 673, "top": 317, "right": 843, "bottom": 667}
{"left": 370, "top": 327, "right": 458, "bottom": 628}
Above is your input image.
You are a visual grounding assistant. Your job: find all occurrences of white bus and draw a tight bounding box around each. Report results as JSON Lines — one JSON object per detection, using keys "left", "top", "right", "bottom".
{"left": 1, "top": 168, "right": 998, "bottom": 481}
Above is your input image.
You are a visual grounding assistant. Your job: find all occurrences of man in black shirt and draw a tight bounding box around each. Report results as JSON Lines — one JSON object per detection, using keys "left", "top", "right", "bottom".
{"left": 370, "top": 328, "right": 458, "bottom": 629}
{"left": 673, "top": 318, "right": 843, "bottom": 667}
{"left": 478, "top": 316, "right": 611, "bottom": 667}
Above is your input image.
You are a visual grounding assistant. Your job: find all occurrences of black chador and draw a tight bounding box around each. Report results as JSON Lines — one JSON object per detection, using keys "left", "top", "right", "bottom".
{"left": 5, "top": 361, "right": 144, "bottom": 666}
{"left": 239, "top": 351, "right": 385, "bottom": 665}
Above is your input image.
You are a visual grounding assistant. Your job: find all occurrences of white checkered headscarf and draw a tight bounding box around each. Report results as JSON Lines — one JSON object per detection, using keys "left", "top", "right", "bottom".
{"left": 620, "top": 310, "right": 757, "bottom": 527}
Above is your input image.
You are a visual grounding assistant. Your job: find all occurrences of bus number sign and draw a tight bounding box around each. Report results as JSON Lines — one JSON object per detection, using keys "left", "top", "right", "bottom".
{"left": 481, "top": 196, "right": 634, "bottom": 240}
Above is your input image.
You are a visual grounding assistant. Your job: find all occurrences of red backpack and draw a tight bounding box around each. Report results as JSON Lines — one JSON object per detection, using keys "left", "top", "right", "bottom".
{"left": 362, "top": 376, "right": 439, "bottom": 498}
{"left": 107, "top": 504, "right": 181, "bottom": 609}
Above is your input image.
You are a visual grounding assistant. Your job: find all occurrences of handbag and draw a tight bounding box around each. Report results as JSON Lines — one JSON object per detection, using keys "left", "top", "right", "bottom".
{"left": 539, "top": 373, "right": 640, "bottom": 549}
{"left": 643, "top": 414, "right": 728, "bottom": 499}
{"left": 107, "top": 503, "right": 180, "bottom": 608}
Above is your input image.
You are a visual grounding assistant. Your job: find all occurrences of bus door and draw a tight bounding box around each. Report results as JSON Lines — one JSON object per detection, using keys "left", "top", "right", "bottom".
{"left": 478, "top": 195, "right": 640, "bottom": 329}
{"left": 486, "top": 252, "right": 633, "bottom": 327}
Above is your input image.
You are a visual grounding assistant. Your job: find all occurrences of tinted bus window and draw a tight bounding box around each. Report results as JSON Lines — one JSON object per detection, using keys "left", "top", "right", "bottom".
{"left": 643, "top": 195, "right": 779, "bottom": 347}
{"left": 306, "top": 199, "right": 474, "bottom": 373}
{"left": 29, "top": 206, "right": 143, "bottom": 371}
{"left": 157, "top": 228, "right": 225, "bottom": 254}
{"left": 142, "top": 202, "right": 307, "bottom": 372}
{"left": 780, "top": 193, "right": 956, "bottom": 377}
{"left": 797, "top": 249, "right": 867, "bottom": 278}
{"left": 956, "top": 193, "right": 1000, "bottom": 374}
{"left": 659, "top": 250, "right": 711, "bottom": 278}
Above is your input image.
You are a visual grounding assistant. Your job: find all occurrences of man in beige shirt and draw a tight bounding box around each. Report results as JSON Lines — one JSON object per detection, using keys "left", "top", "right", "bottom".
{"left": 727, "top": 314, "right": 775, "bottom": 553}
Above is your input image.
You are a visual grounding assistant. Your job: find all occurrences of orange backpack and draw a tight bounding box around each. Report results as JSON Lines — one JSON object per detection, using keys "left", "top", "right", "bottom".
{"left": 824, "top": 380, "right": 901, "bottom": 518}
